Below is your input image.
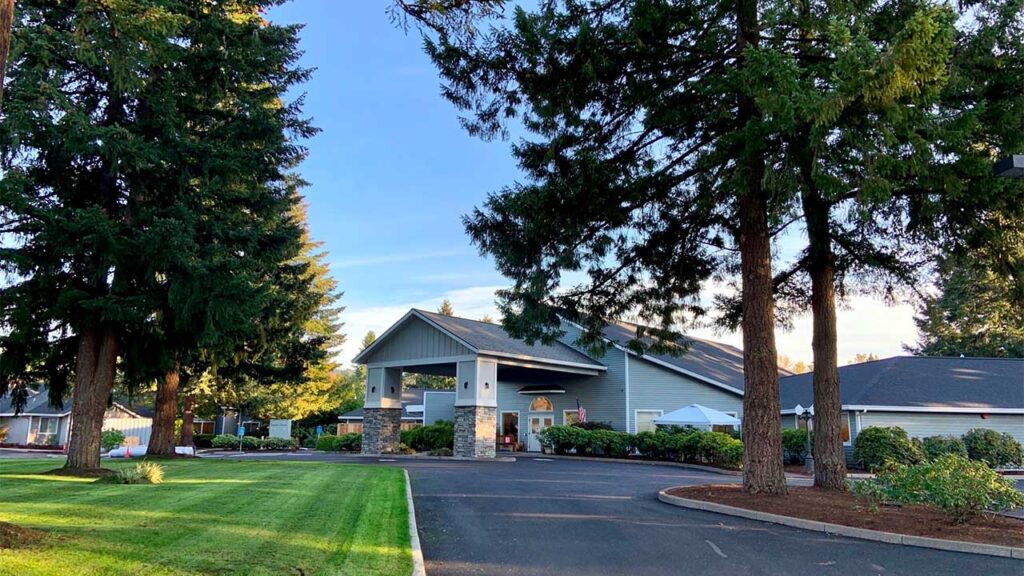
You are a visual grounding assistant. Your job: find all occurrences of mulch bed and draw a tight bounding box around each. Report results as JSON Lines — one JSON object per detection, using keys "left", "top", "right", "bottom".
{"left": 0, "top": 521, "right": 45, "bottom": 549}
{"left": 667, "top": 484, "right": 1024, "bottom": 548}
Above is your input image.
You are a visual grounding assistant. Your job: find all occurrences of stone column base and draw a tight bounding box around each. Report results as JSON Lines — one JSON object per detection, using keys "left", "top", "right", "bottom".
{"left": 362, "top": 408, "right": 402, "bottom": 455}
{"left": 454, "top": 405, "right": 497, "bottom": 458}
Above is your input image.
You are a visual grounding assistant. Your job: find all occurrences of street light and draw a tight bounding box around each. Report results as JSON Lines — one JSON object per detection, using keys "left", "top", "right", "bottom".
{"left": 796, "top": 405, "right": 814, "bottom": 475}
{"left": 994, "top": 155, "right": 1024, "bottom": 179}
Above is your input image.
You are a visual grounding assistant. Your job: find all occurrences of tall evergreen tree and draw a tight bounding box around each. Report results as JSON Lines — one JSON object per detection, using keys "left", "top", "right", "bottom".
{"left": 407, "top": 0, "right": 792, "bottom": 493}
{"left": 0, "top": 0, "right": 314, "bottom": 469}
{"left": 437, "top": 298, "right": 455, "bottom": 316}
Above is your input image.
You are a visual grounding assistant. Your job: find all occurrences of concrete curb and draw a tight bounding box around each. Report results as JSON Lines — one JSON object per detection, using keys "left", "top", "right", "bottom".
{"left": 536, "top": 454, "right": 741, "bottom": 476}
{"left": 658, "top": 487, "right": 1023, "bottom": 559}
{"left": 404, "top": 469, "right": 427, "bottom": 576}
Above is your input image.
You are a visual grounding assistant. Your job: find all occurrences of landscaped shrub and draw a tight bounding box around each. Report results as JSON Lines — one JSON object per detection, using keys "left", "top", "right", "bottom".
{"left": 192, "top": 434, "right": 215, "bottom": 448}
{"left": 536, "top": 425, "right": 577, "bottom": 455}
{"left": 633, "top": 431, "right": 672, "bottom": 460}
{"left": 696, "top": 432, "right": 743, "bottom": 468}
{"left": 403, "top": 421, "right": 454, "bottom": 452}
{"left": 571, "top": 421, "right": 613, "bottom": 431}
{"left": 781, "top": 429, "right": 811, "bottom": 464}
{"left": 586, "top": 429, "right": 630, "bottom": 457}
{"left": 428, "top": 447, "right": 453, "bottom": 457}
{"left": 921, "top": 435, "right": 968, "bottom": 460}
{"left": 211, "top": 434, "right": 240, "bottom": 449}
{"left": 315, "top": 434, "right": 340, "bottom": 451}
{"left": 384, "top": 443, "right": 416, "bottom": 455}
{"left": 240, "top": 436, "right": 260, "bottom": 451}
{"left": 261, "top": 437, "right": 298, "bottom": 450}
{"left": 336, "top": 432, "right": 362, "bottom": 451}
{"left": 852, "top": 426, "right": 925, "bottom": 471}
{"left": 962, "top": 428, "right": 1024, "bottom": 468}
{"left": 852, "top": 455, "right": 1024, "bottom": 523}
{"left": 115, "top": 462, "right": 165, "bottom": 485}
{"left": 101, "top": 429, "right": 126, "bottom": 452}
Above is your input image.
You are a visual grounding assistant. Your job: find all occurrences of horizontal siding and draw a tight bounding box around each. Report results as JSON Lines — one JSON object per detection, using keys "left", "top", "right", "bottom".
{"left": 554, "top": 323, "right": 628, "bottom": 432}
{"left": 364, "top": 316, "right": 473, "bottom": 364}
{"left": 858, "top": 412, "right": 1024, "bottom": 445}
{"left": 496, "top": 372, "right": 623, "bottom": 445}
{"left": 0, "top": 416, "right": 31, "bottom": 445}
{"left": 104, "top": 418, "right": 153, "bottom": 446}
{"left": 628, "top": 357, "right": 743, "bottom": 433}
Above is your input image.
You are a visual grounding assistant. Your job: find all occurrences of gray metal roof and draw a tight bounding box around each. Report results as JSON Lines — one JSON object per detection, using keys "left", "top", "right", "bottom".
{"left": 600, "top": 321, "right": 757, "bottom": 393}
{"left": 415, "top": 309, "right": 605, "bottom": 368}
{"left": 340, "top": 387, "right": 428, "bottom": 420}
{"left": 779, "top": 356, "right": 1024, "bottom": 410}
{"left": 0, "top": 387, "right": 68, "bottom": 416}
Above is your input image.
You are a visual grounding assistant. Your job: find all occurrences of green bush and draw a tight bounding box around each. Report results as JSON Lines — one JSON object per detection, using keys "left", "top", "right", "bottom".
{"left": 571, "top": 421, "right": 613, "bottom": 431}
{"left": 696, "top": 432, "right": 743, "bottom": 468}
{"left": 211, "top": 434, "right": 239, "bottom": 449}
{"left": 921, "top": 435, "right": 968, "bottom": 460}
{"left": 337, "top": 432, "right": 362, "bottom": 451}
{"left": 853, "top": 455, "right": 1024, "bottom": 523}
{"left": 781, "top": 429, "right": 811, "bottom": 464}
{"left": 404, "top": 421, "right": 454, "bottom": 452}
{"left": 261, "top": 437, "right": 298, "bottom": 450}
{"left": 852, "top": 426, "right": 925, "bottom": 471}
{"left": 633, "top": 431, "right": 673, "bottom": 460}
{"left": 240, "top": 436, "right": 260, "bottom": 450}
{"left": 101, "top": 429, "right": 126, "bottom": 452}
{"left": 589, "top": 429, "right": 631, "bottom": 458}
{"left": 962, "top": 428, "right": 1024, "bottom": 468}
{"left": 192, "top": 434, "right": 215, "bottom": 448}
{"left": 315, "top": 434, "right": 340, "bottom": 451}
{"left": 536, "top": 425, "right": 576, "bottom": 455}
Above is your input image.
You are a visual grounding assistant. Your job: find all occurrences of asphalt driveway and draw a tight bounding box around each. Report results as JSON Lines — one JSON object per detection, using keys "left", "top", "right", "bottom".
{"left": 203, "top": 452, "right": 1023, "bottom": 575}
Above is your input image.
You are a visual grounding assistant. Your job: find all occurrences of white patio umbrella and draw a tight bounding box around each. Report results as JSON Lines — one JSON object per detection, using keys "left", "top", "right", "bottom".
{"left": 653, "top": 404, "right": 741, "bottom": 430}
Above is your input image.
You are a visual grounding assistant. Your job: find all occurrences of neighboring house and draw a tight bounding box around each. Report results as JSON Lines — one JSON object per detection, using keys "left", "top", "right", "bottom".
{"left": 0, "top": 388, "right": 154, "bottom": 448}
{"left": 353, "top": 309, "right": 763, "bottom": 456}
{"left": 337, "top": 388, "right": 457, "bottom": 434}
{"left": 779, "top": 356, "right": 1024, "bottom": 461}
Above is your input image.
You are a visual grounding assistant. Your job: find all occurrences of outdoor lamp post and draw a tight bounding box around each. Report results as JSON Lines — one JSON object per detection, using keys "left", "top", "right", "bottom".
{"left": 994, "top": 155, "right": 1024, "bottom": 179}
{"left": 797, "top": 406, "right": 814, "bottom": 475}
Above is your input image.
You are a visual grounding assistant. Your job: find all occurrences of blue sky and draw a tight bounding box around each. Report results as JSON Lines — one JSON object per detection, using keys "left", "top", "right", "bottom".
{"left": 266, "top": 1, "right": 918, "bottom": 367}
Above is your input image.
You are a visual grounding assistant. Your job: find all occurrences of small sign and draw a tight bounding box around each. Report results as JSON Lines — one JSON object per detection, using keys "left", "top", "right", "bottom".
{"left": 237, "top": 425, "right": 245, "bottom": 436}
{"left": 315, "top": 425, "right": 323, "bottom": 435}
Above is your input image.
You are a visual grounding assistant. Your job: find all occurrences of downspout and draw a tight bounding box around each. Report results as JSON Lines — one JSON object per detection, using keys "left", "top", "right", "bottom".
{"left": 624, "top": 352, "right": 631, "bottom": 434}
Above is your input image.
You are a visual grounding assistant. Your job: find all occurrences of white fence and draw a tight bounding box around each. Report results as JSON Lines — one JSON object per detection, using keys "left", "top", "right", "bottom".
{"left": 103, "top": 417, "right": 153, "bottom": 446}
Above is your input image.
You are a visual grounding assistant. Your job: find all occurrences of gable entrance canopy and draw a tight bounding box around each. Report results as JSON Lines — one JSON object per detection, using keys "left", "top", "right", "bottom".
{"left": 352, "top": 309, "right": 606, "bottom": 458}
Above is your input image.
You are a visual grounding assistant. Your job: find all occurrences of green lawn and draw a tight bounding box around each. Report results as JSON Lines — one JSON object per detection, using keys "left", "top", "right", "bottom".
{"left": 0, "top": 458, "right": 411, "bottom": 576}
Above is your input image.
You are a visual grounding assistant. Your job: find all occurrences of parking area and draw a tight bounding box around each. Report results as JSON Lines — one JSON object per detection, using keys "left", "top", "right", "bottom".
{"left": 202, "top": 452, "right": 1024, "bottom": 575}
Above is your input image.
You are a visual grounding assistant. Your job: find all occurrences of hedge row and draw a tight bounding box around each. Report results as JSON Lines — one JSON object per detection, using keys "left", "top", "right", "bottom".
{"left": 210, "top": 434, "right": 298, "bottom": 451}
{"left": 314, "top": 433, "right": 362, "bottom": 452}
{"left": 400, "top": 421, "right": 454, "bottom": 452}
{"left": 853, "top": 426, "right": 1023, "bottom": 471}
{"left": 536, "top": 425, "right": 743, "bottom": 469}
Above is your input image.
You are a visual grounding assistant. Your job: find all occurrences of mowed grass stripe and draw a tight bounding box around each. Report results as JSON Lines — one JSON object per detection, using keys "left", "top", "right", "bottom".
{"left": 0, "top": 458, "right": 411, "bottom": 576}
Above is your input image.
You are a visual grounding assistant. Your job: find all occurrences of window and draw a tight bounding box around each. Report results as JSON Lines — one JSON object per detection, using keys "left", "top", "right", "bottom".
{"left": 501, "top": 412, "right": 519, "bottom": 437}
{"left": 31, "top": 417, "right": 59, "bottom": 446}
{"left": 797, "top": 412, "right": 851, "bottom": 445}
{"left": 563, "top": 410, "right": 580, "bottom": 426}
{"left": 634, "top": 410, "right": 662, "bottom": 433}
{"left": 529, "top": 396, "right": 553, "bottom": 412}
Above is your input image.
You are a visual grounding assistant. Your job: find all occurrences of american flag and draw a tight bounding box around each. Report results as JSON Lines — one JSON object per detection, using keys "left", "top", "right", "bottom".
{"left": 576, "top": 399, "right": 587, "bottom": 423}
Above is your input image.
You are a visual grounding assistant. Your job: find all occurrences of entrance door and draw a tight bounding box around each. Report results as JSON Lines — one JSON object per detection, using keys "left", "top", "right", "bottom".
{"left": 528, "top": 415, "right": 554, "bottom": 452}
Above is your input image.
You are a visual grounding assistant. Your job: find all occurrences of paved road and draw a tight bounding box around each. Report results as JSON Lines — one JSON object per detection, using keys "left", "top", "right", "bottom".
{"left": 201, "top": 452, "right": 1023, "bottom": 576}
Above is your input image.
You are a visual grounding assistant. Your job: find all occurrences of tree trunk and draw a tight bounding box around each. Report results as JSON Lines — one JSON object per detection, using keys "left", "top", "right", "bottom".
{"left": 800, "top": 175, "right": 846, "bottom": 489}
{"left": 735, "top": 0, "right": 787, "bottom": 495}
{"left": 0, "top": 0, "right": 14, "bottom": 112}
{"left": 65, "top": 325, "right": 119, "bottom": 471}
{"left": 148, "top": 361, "right": 181, "bottom": 455}
{"left": 180, "top": 392, "right": 195, "bottom": 448}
